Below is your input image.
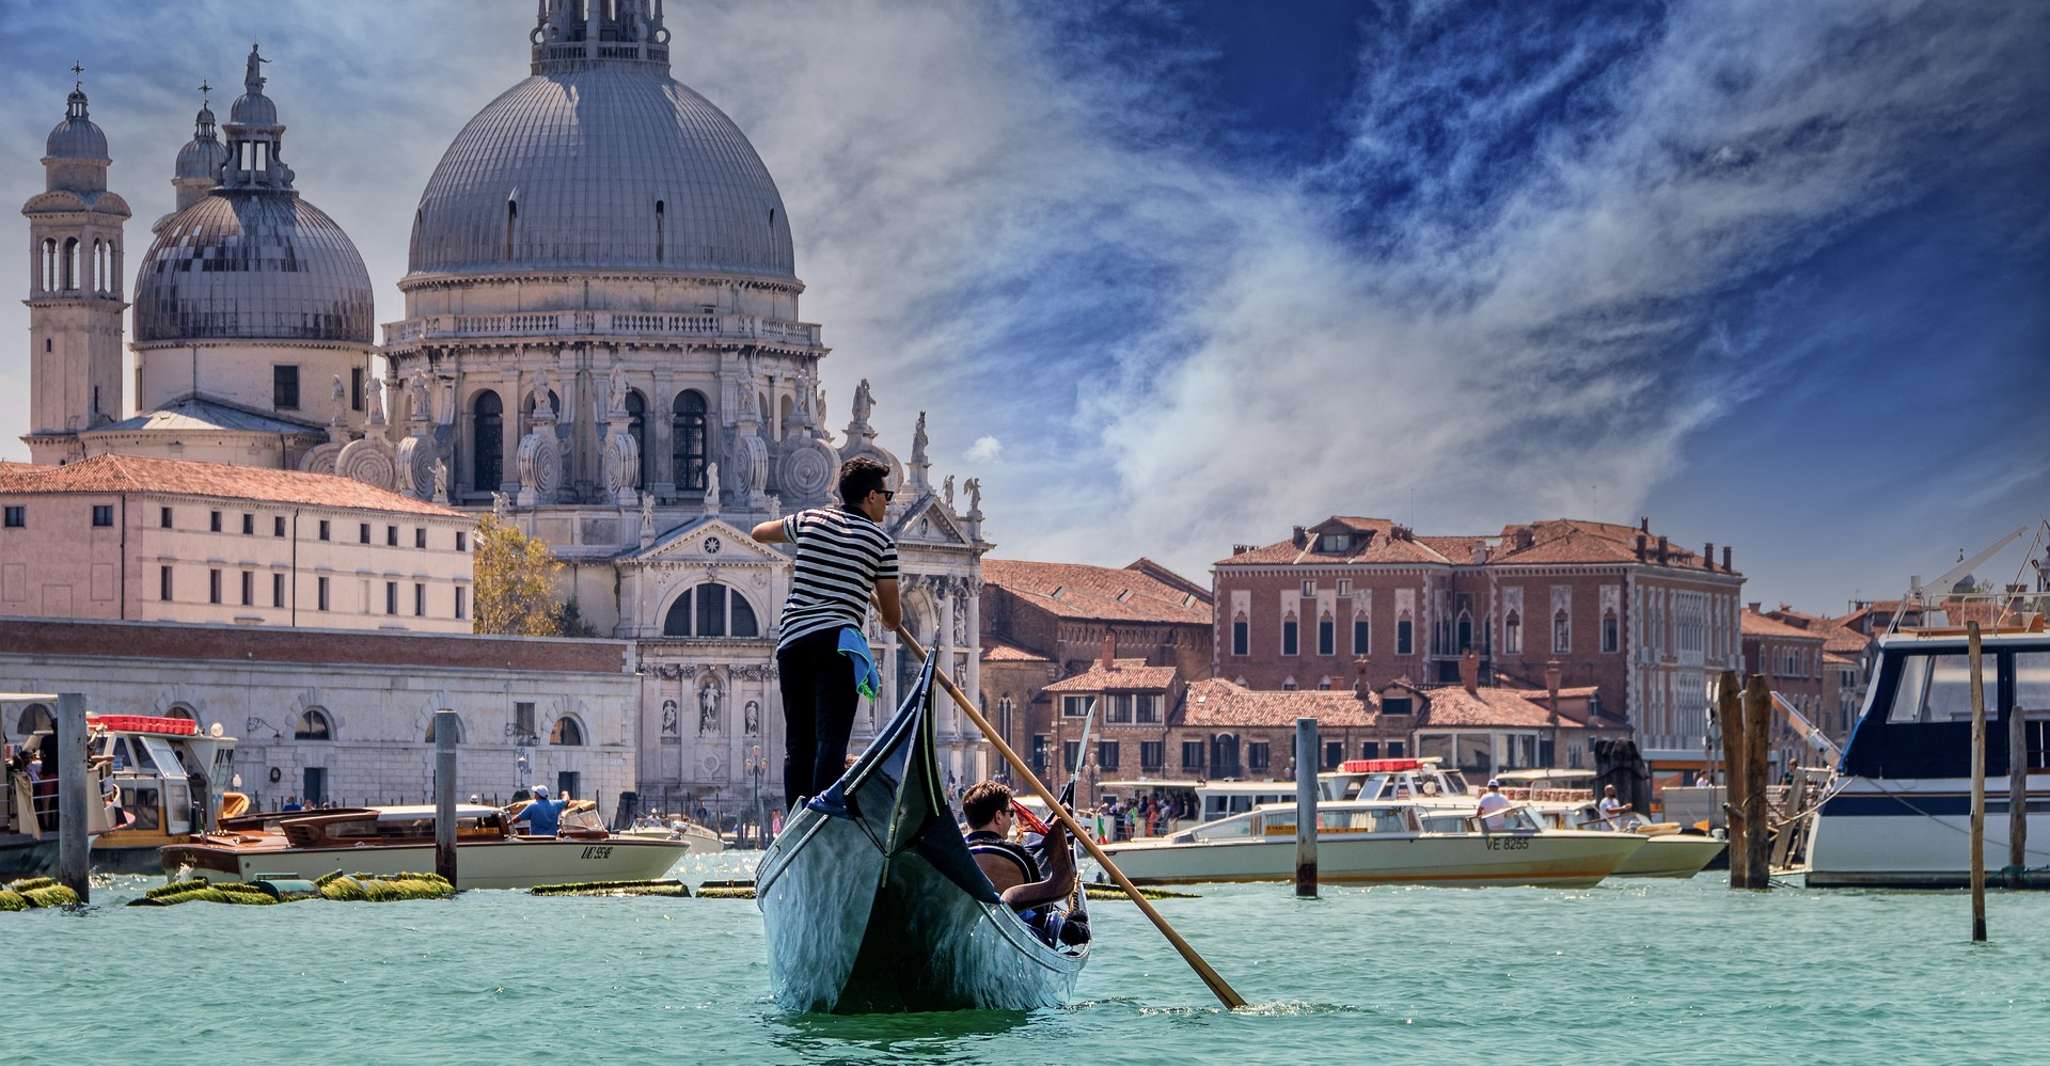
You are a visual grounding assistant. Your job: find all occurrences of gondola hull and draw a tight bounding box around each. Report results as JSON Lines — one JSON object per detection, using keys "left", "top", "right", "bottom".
{"left": 757, "top": 658, "right": 1087, "bottom": 1013}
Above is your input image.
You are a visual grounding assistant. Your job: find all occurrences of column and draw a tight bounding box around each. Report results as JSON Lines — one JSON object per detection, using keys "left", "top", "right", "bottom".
{"left": 500, "top": 361, "right": 522, "bottom": 494}
{"left": 651, "top": 365, "right": 675, "bottom": 497}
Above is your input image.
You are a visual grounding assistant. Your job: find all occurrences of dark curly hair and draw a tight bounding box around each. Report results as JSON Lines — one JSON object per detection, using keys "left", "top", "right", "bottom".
{"left": 838, "top": 456, "right": 891, "bottom": 507}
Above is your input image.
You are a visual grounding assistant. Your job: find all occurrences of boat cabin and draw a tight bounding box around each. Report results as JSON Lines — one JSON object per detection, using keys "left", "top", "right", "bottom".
{"left": 1317, "top": 758, "right": 1472, "bottom": 804}
{"left": 1194, "top": 781, "right": 1301, "bottom": 821}
{"left": 1839, "top": 627, "right": 2050, "bottom": 780}
{"left": 272, "top": 805, "right": 510, "bottom": 848}
{"left": 1492, "top": 768, "right": 1597, "bottom": 804}
{"left": 1162, "top": 799, "right": 1543, "bottom": 844}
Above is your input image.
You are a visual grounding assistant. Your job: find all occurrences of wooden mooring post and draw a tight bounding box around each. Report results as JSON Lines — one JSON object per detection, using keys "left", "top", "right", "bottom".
{"left": 1741, "top": 675, "right": 1771, "bottom": 889}
{"left": 56, "top": 693, "right": 89, "bottom": 904}
{"left": 434, "top": 709, "right": 459, "bottom": 889}
{"left": 1717, "top": 671, "right": 1749, "bottom": 888}
{"left": 1968, "top": 623, "right": 1987, "bottom": 941}
{"left": 1294, "top": 717, "right": 1318, "bottom": 898}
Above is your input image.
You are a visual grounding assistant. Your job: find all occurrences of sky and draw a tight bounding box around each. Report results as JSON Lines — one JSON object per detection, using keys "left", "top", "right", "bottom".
{"left": 1, "top": 0, "right": 2044, "bottom": 615}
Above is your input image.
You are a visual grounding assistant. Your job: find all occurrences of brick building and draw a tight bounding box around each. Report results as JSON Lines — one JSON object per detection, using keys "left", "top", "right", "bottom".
{"left": 1740, "top": 605, "right": 1826, "bottom": 734}
{"left": 978, "top": 557, "right": 1212, "bottom": 768}
{"left": 1214, "top": 515, "right": 1745, "bottom": 765}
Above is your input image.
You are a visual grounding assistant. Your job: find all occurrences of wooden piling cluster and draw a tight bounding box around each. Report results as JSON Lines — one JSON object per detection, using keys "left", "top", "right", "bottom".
{"left": 1968, "top": 623, "right": 1987, "bottom": 941}
{"left": 1718, "top": 671, "right": 1773, "bottom": 889}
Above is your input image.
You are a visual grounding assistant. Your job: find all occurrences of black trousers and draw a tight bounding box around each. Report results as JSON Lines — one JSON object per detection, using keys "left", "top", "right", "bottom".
{"left": 776, "top": 627, "right": 859, "bottom": 810}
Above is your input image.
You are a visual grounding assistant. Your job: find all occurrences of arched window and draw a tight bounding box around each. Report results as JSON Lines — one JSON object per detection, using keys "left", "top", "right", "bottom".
{"left": 662, "top": 583, "right": 760, "bottom": 638}
{"left": 17, "top": 703, "right": 53, "bottom": 736}
{"left": 1230, "top": 612, "right": 1249, "bottom": 656}
{"left": 1353, "top": 612, "right": 1370, "bottom": 656}
{"left": 654, "top": 200, "right": 665, "bottom": 262}
{"left": 294, "top": 709, "right": 333, "bottom": 741}
{"left": 62, "top": 237, "right": 79, "bottom": 290}
{"left": 472, "top": 391, "right": 503, "bottom": 491}
{"left": 424, "top": 714, "right": 464, "bottom": 744}
{"left": 1456, "top": 610, "right": 1473, "bottom": 653}
{"left": 1553, "top": 609, "right": 1571, "bottom": 654}
{"left": 1396, "top": 612, "right": 1414, "bottom": 656}
{"left": 1281, "top": 612, "right": 1299, "bottom": 656}
{"left": 672, "top": 390, "right": 708, "bottom": 490}
{"left": 549, "top": 717, "right": 583, "bottom": 746}
{"left": 93, "top": 240, "right": 106, "bottom": 292}
{"left": 504, "top": 199, "right": 518, "bottom": 260}
{"left": 1601, "top": 608, "right": 1620, "bottom": 653}
{"left": 1317, "top": 612, "right": 1335, "bottom": 656}
{"left": 40, "top": 238, "right": 57, "bottom": 292}
{"left": 1504, "top": 610, "right": 1522, "bottom": 655}
{"left": 624, "top": 390, "right": 649, "bottom": 487}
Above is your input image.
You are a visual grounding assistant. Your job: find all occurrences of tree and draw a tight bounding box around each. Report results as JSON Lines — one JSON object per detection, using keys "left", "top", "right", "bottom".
{"left": 473, "top": 514, "right": 563, "bottom": 636}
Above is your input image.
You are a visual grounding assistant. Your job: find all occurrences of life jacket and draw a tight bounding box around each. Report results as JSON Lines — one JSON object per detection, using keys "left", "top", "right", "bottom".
{"left": 965, "top": 829, "right": 1043, "bottom": 888}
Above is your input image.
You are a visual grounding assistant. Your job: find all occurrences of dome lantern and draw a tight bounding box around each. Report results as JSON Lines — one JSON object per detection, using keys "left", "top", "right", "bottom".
{"left": 171, "top": 81, "right": 230, "bottom": 213}
{"left": 531, "top": 0, "right": 671, "bottom": 75}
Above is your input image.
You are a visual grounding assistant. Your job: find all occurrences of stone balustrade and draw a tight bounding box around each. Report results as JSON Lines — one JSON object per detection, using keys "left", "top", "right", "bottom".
{"left": 382, "top": 311, "right": 822, "bottom": 347}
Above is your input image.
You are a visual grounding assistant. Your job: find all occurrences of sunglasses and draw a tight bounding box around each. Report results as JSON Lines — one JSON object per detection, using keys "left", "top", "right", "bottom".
{"left": 874, "top": 489, "right": 895, "bottom": 502}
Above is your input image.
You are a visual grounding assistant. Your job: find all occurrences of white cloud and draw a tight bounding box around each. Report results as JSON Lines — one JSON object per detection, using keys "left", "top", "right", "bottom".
{"left": 965, "top": 435, "right": 1002, "bottom": 463}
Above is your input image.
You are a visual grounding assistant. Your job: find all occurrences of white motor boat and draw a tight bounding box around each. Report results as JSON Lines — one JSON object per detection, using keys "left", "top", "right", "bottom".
{"left": 1498, "top": 768, "right": 1727, "bottom": 878}
{"left": 1808, "top": 625, "right": 2050, "bottom": 888}
{"left": 1097, "top": 800, "right": 1645, "bottom": 887}
{"left": 620, "top": 817, "right": 725, "bottom": 854}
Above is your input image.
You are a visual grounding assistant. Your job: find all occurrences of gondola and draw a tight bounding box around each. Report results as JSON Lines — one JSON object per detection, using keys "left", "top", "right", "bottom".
{"left": 756, "top": 655, "right": 1090, "bottom": 1013}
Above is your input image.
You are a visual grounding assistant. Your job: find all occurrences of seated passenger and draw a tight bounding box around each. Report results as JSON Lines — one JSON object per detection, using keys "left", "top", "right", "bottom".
{"left": 960, "top": 782, "right": 1077, "bottom": 912}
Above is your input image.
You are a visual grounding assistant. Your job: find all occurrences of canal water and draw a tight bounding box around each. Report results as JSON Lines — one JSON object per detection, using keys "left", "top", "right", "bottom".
{"left": 9, "top": 853, "right": 2042, "bottom": 1064}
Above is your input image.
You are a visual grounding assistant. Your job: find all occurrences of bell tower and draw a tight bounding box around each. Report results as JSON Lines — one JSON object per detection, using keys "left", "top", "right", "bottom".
{"left": 21, "top": 66, "right": 130, "bottom": 465}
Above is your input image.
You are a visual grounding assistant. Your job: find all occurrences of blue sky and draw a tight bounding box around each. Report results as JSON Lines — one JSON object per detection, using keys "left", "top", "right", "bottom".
{"left": 1, "top": 0, "right": 2044, "bottom": 613}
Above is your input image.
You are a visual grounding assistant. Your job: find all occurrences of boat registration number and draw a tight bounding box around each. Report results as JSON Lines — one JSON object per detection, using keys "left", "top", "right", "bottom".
{"left": 580, "top": 846, "right": 614, "bottom": 860}
{"left": 1485, "top": 837, "right": 1530, "bottom": 851}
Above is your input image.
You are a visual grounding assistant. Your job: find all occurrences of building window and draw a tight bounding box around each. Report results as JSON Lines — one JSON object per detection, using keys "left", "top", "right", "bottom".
{"left": 1246, "top": 742, "right": 1269, "bottom": 773}
{"left": 294, "top": 709, "right": 333, "bottom": 741}
{"left": 387, "top": 525, "right": 398, "bottom": 547}
{"left": 273, "top": 572, "right": 285, "bottom": 607}
{"left": 1135, "top": 694, "right": 1160, "bottom": 724}
{"left": 159, "top": 565, "right": 173, "bottom": 601}
{"left": 455, "top": 531, "right": 467, "bottom": 551}
{"left": 1337, "top": 578, "right": 1352, "bottom": 594}
{"left": 1031, "top": 735, "right": 1049, "bottom": 776}
{"left": 240, "top": 571, "right": 253, "bottom": 606}
{"left": 210, "top": 511, "right": 222, "bottom": 533}
{"left": 1282, "top": 615, "right": 1299, "bottom": 656}
{"left": 1504, "top": 610, "right": 1522, "bottom": 654}
{"left": 1360, "top": 741, "right": 1380, "bottom": 760}
{"left": 1141, "top": 741, "right": 1165, "bottom": 772}
{"left": 1353, "top": 616, "right": 1370, "bottom": 656}
{"left": 160, "top": 507, "right": 173, "bottom": 529}
{"left": 1457, "top": 611, "right": 1473, "bottom": 652}
{"left": 1318, "top": 616, "right": 1335, "bottom": 656}
{"left": 1553, "top": 609, "right": 1571, "bottom": 653}
{"left": 208, "top": 569, "right": 221, "bottom": 604}
{"left": 455, "top": 586, "right": 467, "bottom": 620}
{"left": 514, "top": 702, "right": 537, "bottom": 740}
{"left": 350, "top": 367, "right": 364, "bottom": 411}
{"left": 414, "top": 583, "right": 426, "bottom": 616}
{"left": 672, "top": 390, "right": 709, "bottom": 490}
{"left": 1382, "top": 696, "right": 1412, "bottom": 716}
{"left": 1181, "top": 740, "right": 1206, "bottom": 772}
{"left": 1300, "top": 579, "right": 1316, "bottom": 597}
{"left": 91, "top": 504, "right": 113, "bottom": 527}
{"left": 1388, "top": 741, "right": 1405, "bottom": 758}
{"left": 624, "top": 390, "right": 649, "bottom": 488}
{"left": 386, "top": 581, "right": 398, "bottom": 615}
{"left": 1324, "top": 741, "right": 1342, "bottom": 770}
{"left": 415, "top": 528, "right": 427, "bottom": 549}
{"left": 1062, "top": 741, "right": 1080, "bottom": 772}
{"left": 1098, "top": 741, "right": 1120, "bottom": 772}
{"left": 1396, "top": 615, "right": 1414, "bottom": 656}
{"left": 273, "top": 365, "right": 300, "bottom": 410}
{"left": 660, "top": 583, "right": 760, "bottom": 638}
{"left": 358, "top": 523, "right": 370, "bottom": 544}
{"left": 318, "top": 519, "right": 330, "bottom": 541}
{"left": 239, "top": 513, "right": 252, "bottom": 535}
{"left": 473, "top": 390, "right": 504, "bottom": 491}
{"left": 549, "top": 717, "right": 584, "bottom": 746}
{"left": 317, "top": 576, "right": 330, "bottom": 611}
{"left": 1106, "top": 694, "right": 1133, "bottom": 723}
{"left": 1061, "top": 696, "right": 1094, "bottom": 718}
{"left": 1602, "top": 609, "right": 1619, "bottom": 653}
{"left": 274, "top": 516, "right": 286, "bottom": 537}
{"left": 1231, "top": 616, "right": 1249, "bottom": 656}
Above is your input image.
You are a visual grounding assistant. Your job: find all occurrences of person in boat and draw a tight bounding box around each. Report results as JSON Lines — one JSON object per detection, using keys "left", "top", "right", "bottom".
{"left": 512, "top": 785, "right": 567, "bottom": 837}
{"left": 960, "top": 782, "right": 1088, "bottom": 945}
{"left": 281, "top": 795, "right": 303, "bottom": 812}
{"left": 750, "top": 457, "right": 902, "bottom": 810}
{"left": 1475, "top": 779, "right": 1512, "bottom": 828}
{"left": 1598, "top": 784, "right": 1634, "bottom": 827}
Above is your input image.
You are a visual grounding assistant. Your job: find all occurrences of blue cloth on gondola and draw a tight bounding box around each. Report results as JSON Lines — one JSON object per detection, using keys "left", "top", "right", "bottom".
{"left": 838, "top": 626, "right": 881, "bottom": 700}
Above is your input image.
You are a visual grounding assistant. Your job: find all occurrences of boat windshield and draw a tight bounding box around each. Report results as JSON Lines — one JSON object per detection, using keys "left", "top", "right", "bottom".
{"left": 1258, "top": 807, "right": 1412, "bottom": 834}
{"left": 1185, "top": 811, "right": 1256, "bottom": 842}
{"left": 1886, "top": 654, "right": 1981, "bottom": 724}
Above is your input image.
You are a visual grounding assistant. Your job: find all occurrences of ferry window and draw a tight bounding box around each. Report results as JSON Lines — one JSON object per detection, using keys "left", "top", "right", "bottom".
{"left": 2015, "top": 653, "right": 2050, "bottom": 714}
{"left": 1188, "top": 812, "right": 1254, "bottom": 841}
{"left": 1890, "top": 655, "right": 1984, "bottom": 724}
{"left": 124, "top": 787, "right": 161, "bottom": 830}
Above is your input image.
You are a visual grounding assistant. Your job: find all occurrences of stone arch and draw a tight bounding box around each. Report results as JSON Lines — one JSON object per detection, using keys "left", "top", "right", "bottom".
{"left": 424, "top": 712, "right": 464, "bottom": 745}
{"left": 472, "top": 389, "right": 504, "bottom": 491}
{"left": 548, "top": 714, "right": 585, "bottom": 746}
{"left": 294, "top": 707, "right": 334, "bottom": 741}
{"left": 671, "top": 389, "right": 708, "bottom": 490}
{"left": 661, "top": 581, "right": 762, "bottom": 638}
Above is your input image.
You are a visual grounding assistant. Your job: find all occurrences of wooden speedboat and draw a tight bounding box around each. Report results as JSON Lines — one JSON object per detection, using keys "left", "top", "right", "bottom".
{"left": 161, "top": 804, "right": 690, "bottom": 890}
{"left": 619, "top": 817, "right": 725, "bottom": 854}
{"left": 1098, "top": 800, "right": 1645, "bottom": 887}
{"left": 755, "top": 657, "right": 1088, "bottom": 1013}
{"left": 1531, "top": 800, "right": 1726, "bottom": 878}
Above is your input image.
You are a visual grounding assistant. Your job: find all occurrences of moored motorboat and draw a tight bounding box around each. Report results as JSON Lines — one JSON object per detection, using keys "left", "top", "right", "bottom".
{"left": 161, "top": 804, "right": 690, "bottom": 890}
{"left": 1501, "top": 769, "right": 1727, "bottom": 878}
{"left": 755, "top": 657, "right": 1088, "bottom": 1013}
{"left": 620, "top": 816, "right": 726, "bottom": 854}
{"left": 1099, "top": 800, "right": 1644, "bottom": 887}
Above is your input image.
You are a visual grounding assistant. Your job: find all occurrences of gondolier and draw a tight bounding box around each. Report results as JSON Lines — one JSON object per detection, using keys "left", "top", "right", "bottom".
{"left": 752, "top": 457, "right": 902, "bottom": 810}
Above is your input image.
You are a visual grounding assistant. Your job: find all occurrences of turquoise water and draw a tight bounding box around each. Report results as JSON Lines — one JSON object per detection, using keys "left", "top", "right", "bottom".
{"left": 9, "top": 854, "right": 2044, "bottom": 1065}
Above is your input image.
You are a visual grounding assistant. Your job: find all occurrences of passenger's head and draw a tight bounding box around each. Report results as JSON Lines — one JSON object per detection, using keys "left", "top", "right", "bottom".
{"left": 838, "top": 457, "right": 893, "bottom": 521}
{"left": 1486, "top": 779, "right": 1501, "bottom": 792}
{"left": 961, "top": 781, "right": 1015, "bottom": 831}
{"left": 1603, "top": 784, "right": 1617, "bottom": 796}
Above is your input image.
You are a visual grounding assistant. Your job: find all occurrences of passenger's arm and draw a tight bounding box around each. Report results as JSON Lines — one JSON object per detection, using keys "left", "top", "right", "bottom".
{"left": 1000, "top": 823, "right": 1075, "bottom": 909}
{"left": 873, "top": 579, "right": 902, "bottom": 631}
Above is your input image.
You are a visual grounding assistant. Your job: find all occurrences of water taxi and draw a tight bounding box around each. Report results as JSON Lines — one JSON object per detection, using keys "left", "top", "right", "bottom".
{"left": 1096, "top": 799, "right": 1644, "bottom": 887}
{"left": 91, "top": 714, "right": 239, "bottom": 873}
{"left": 1498, "top": 768, "right": 1726, "bottom": 878}
{"left": 1807, "top": 624, "right": 2049, "bottom": 887}
{"left": 162, "top": 804, "right": 691, "bottom": 890}
{"left": 620, "top": 815, "right": 726, "bottom": 854}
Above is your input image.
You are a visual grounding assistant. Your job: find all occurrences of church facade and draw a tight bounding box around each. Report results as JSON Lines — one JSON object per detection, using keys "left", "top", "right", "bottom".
{"left": 15, "top": 1, "right": 992, "bottom": 817}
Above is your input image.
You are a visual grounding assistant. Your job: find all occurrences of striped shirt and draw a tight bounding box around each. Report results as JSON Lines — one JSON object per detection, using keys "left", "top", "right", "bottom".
{"left": 776, "top": 506, "right": 899, "bottom": 651}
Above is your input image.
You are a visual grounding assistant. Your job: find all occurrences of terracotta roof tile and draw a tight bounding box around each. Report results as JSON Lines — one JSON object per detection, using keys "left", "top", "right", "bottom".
{"left": 1042, "top": 658, "right": 1178, "bottom": 693}
{"left": 980, "top": 640, "right": 1051, "bottom": 663}
{"left": 1419, "top": 686, "right": 1586, "bottom": 729}
{"left": 1178, "top": 678, "right": 1379, "bottom": 728}
{"left": 0, "top": 454, "right": 466, "bottom": 519}
{"left": 1741, "top": 609, "right": 1824, "bottom": 641}
{"left": 981, "top": 558, "right": 1210, "bottom": 624}
{"left": 1222, "top": 515, "right": 1731, "bottom": 574}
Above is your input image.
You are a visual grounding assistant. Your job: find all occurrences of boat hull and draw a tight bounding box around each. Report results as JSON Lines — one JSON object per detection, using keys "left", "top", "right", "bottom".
{"left": 1612, "top": 835, "right": 1726, "bottom": 878}
{"left": 0, "top": 834, "right": 58, "bottom": 880}
{"left": 1099, "top": 831, "right": 1644, "bottom": 888}
{"left": 159, "top": 836, "right": 689, "bottom": 890}
{"left": 1807, "top": 777, "right": 2050, "bottom": 888}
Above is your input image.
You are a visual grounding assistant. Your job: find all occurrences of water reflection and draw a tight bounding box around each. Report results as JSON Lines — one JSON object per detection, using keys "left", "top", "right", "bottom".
{"left": 766, "top": 1007, "right": 1035, "bottom": 1064}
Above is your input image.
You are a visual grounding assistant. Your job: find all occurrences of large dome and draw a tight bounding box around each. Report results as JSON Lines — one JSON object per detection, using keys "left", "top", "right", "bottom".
{"left": 133, "top": 192, "right": 374, "bottom": 344}
{"left": 407, "top": 63, "right": 795, "bottom": 281}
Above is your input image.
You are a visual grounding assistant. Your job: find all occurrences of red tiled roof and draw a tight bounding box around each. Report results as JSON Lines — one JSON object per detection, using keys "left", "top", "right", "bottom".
{"left": 981, "top": 558, "right": 1210, "bottom": 624}
{"left": 1221, "top": 515, "right": 1731, "bottom": 574}
{"left": 1505, "top": 685, "right": 1602, "bottom": 702}
{"left": 980, "top": 640, "right": 1051, "bottom": 663}
{"left": 1042, "top": 658, "right": 1178, "bottom": 693}
{"left": 0, "top": 454, "right": 465, "bottom": 519}
{"left": 1820, "top": 624, "right": 1870, "bottom": 655}
{"left": 1419, "top": 685, "right": 1586, "bottom": 729}
{"left": 1741, "top": 609, "right": 1824, "bottom": 641}
{"left": 1178, "top": 678, "right": 1379, "bottom": 728}
{"left": 1822, "top": 652, "right": 1857, "bottom": 667}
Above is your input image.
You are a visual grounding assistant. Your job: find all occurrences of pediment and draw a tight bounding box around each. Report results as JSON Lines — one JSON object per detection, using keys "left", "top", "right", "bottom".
{"left": 624, "top": 516, "right": 787, "bottom": 566}
{"left": 891, "top": 493, "right": 970, "bottom": 547}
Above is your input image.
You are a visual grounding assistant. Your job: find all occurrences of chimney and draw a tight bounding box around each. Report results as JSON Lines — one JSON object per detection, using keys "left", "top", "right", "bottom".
{"left": 1471, "top": 543, "right": 1490, "bottom": 565}
{"left": 1722, "top": 545, "right": 1732, "bottom": 572}
{"left": 1544, "top": 659, "right": 1563, "bottom": 694}
{"left": 1747, "top": 601, "right": 1761, "bottom": 613}
{"left": 1634, "top": 534, "right": 1647, "bottom": 561}
{"left": 1656, "top": 535, "right": 1669, "bottom": 564}
{"left": 1704, "top": 542, "right": 1714, "bottom": 569}
{"left": 1100, "top": 633, "right": 1115, "bottom": 672}
{"left": 1639, "top": 516, "right": 1651, "bottom": 534}
{"left": 1515, "top": 526, "right": 1535, "bottom": 550}
{"left": 1458, "top": 649, "right": 1480, "bottom": 696}
{"left": 1292, "top": 526, "right": 1308, "bottom": 549}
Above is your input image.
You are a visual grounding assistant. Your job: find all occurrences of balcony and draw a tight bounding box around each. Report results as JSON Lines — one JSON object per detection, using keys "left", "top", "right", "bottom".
{"left": 382, "top": 311, "right": 824, "bottom": 349}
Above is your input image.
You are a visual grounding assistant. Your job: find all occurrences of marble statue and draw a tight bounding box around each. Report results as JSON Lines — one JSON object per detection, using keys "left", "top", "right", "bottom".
{"left": 609, "top": 363, "right": 630, "bottom": 416}
{"left": 943, "top": 475, "right": 954, "bottom": 507}
{"left": 965, "top": 477, "right": 982, "bottom": 515}
{"left": 702, "top": 461, "right": 721, "bottom": 514}
{"left": 851, "top": 378, "right": 873, "bottom": 426}
{"left": 698, "top": 680, "right": 721, "bottom": 734}
{"left": 743, "top": 700, "right": 760, "bottom": 735}
{"left": 661, "top": 699, "right": 679, "bottom": 735}
{"left": 911, "top": 411, "right": 929, "bottom": 466}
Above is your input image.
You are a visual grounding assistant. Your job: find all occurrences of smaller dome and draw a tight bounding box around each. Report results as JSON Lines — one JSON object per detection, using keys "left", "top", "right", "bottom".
{"left": 230, "top": 92, "right": 276, "bottom": 127}
{"left": 46, "top": 89, "right": 108, "bottom": 160}
{"left": 175, "top": 137, "right": 228, "bottom": 182}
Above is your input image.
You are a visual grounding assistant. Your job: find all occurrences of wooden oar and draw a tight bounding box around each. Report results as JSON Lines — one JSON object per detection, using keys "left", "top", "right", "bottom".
{"left": 891, "top": 622, "right": 1247, "bottom": 1009}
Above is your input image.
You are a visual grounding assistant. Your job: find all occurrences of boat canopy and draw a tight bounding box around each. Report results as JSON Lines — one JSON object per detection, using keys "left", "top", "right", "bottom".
{"left": 1495, "top": 768, "right": 1595, "bottom": 783}
{"left": 1839, "top": 631, "right": 2050, "bottom": 779}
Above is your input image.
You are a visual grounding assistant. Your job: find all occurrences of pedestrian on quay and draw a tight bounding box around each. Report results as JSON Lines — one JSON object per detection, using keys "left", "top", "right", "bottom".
{"left": 751, "top": 457, "right": 902, "bottom": 811}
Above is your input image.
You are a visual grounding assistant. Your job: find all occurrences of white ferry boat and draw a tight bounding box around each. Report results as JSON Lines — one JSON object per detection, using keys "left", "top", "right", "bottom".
{"left": 1807, "top": 625, "right": 2049, "bottom": 888}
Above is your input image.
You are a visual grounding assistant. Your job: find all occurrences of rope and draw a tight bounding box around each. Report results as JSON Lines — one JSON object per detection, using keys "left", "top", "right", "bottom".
{"left": 1849, "top": 778, "right": 2050, "bottom": 861}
